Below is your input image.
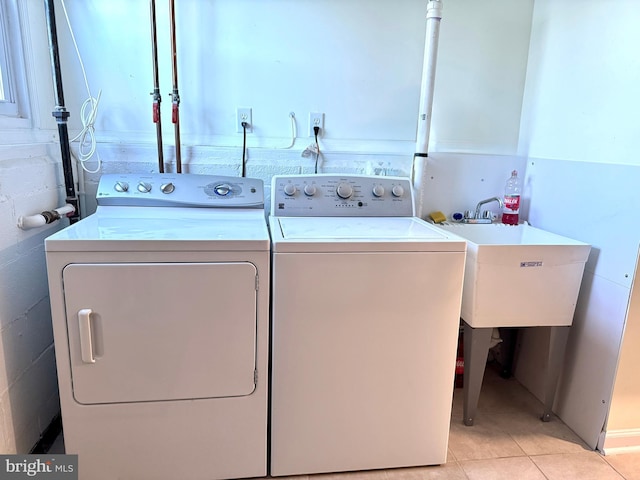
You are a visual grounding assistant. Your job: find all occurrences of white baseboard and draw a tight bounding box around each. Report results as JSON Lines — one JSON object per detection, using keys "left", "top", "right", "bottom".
{"left": 601, "top": 429, "right": 640, "bottom": 455}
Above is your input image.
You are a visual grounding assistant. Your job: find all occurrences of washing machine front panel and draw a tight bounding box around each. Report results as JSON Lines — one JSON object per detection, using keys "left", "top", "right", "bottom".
{"left": 270, "top": 250, "right": 466, "bottom": 475}
{"left": 63, "top": 261, "right": 258, "bottom": 405}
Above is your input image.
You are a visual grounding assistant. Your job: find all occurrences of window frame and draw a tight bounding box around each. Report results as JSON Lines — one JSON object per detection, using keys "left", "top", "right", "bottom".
{"left": 0, "top": 0, "right": 30, "bottom": 122}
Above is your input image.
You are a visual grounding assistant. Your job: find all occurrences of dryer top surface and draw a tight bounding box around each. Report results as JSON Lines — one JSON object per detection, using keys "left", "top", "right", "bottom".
{"left": 45, "top": 207, "right": 269, "bottom": 252}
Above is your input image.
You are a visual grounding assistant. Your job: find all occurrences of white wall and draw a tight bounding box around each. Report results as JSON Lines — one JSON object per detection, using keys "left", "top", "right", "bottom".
{"left": 516, "top": 0, "right": 640, "bottom": 450}
{"left": 46, "top": 0, "right": 533, "bottom": 176}
{"left": 519, "top": 1, "right": 640, "bottom": 166}
{"left": 0, "top": 145, "right": 66, "bottom": 453}
{"left": 605, "top": 250, "right": 640, "bottom": 453}
{"left": 0, "top": 0, "right": 68, "bottom": 453}
{"left": 420, "top": 153, "right": 527, "bottom": 221}
{"left": 431, "top": 0, "right": 533, "bottom": 154}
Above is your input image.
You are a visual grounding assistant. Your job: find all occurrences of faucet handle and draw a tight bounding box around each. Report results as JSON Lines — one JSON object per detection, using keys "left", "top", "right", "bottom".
{"left": 482, "top": 210, "right": 498, "bottom": 222}
{"left": 464, "top": 210, "right": 475, "bottom": 219}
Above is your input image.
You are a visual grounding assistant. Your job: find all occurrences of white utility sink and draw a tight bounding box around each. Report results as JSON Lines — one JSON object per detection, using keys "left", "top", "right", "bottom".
{"left": 435, "top": 223, "right": 591, "bottom": 328}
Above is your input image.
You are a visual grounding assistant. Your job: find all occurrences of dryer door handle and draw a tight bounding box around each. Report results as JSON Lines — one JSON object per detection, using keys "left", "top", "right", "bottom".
{"left": 78, "top": 309, "right": 96, "bottom": 364}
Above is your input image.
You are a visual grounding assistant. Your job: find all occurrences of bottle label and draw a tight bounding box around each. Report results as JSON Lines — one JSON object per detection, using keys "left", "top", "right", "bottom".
{"left": 504, "top": 194, "right": 520, "bottom": 213}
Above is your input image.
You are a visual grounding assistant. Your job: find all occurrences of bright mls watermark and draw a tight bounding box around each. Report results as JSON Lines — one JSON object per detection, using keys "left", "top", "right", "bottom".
{"left": 0, "top": 455, "right": 77, "bottom": 479}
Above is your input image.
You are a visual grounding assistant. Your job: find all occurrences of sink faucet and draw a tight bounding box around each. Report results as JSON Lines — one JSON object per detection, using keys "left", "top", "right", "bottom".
{"left": 474, "top": 196, "right": 504, "bottom": 220}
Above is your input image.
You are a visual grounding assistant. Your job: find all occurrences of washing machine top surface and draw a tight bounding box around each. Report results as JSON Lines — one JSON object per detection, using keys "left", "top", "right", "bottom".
{"left": 269, "top": 174, "right": 466, "bottom": 253}
{"left": 46, "top": 173, "right": 269, "bottom": 252}
{"left": 276, "top": 216, "right": 444, "bottom": 239}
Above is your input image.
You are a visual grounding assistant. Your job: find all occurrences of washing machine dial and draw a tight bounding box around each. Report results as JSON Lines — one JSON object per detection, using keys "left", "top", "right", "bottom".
{"left": 336, "top": 182, "right": 353, "bottom": 199}
{"left": 372, "top": 185, "right": 385, "bottom": 197}
{"left": 283, "top": 184, "right": 297, "bottom": 196}
{"left": 303, "top": 184, "right": 317, "bottom": 196}
{"left": 114, "top": 181, "right": 129, "bottom": 192}
{"left": 214, "top": 184, "right": 232, "bottom": 196}
{"left": 137, "top": 182, "right": 152, "bottom": 193}
{"left": 391, "top": 185, "right": 405, "bottom": 197}
{"left": 160, "top": 182, "right": 175, "bottom": 194}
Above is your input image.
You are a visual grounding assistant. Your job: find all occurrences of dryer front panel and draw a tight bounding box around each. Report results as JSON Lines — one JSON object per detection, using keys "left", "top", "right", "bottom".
{"left": 62, "top": 262, "right": 258, "bottom": 405}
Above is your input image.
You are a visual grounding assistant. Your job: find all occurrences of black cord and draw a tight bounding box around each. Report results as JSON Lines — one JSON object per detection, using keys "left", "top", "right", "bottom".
{"left": 241, "top": 121, "right": 248, "bottom": 177}
{"left": 313, "top": 126, "right": 320, "bottom": 174}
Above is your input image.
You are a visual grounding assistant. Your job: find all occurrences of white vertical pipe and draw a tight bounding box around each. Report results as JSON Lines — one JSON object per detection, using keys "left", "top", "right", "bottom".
{"left": 413, "top": 0, "right": 443, "bottom": 219}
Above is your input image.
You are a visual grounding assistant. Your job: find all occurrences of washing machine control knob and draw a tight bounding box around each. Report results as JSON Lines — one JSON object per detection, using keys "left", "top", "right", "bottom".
{"left": 214, "top": 184, "right": 232, "bottom": 196}
{"left": 160, "top": 182, "right": 175, "bottom": 194}
{"left": 283, "top": 184, "right": 297, "bottom": 196}
{"left": 392, "top": 185, "right": 405, "bottom": 197}
{"left": 137, "top": 182, "right": 152, "bottom": 193}
{"left": 114, "top": 181, "right": 129, "bottom": 192}
{"left": 303, "top": 184, "right": 317, "bottom": 196}
{"left": 336, "top": 183, "right": 353, "bottom": 199}
{"left": 372, "top": 185, "right": 385, "bottom": 197}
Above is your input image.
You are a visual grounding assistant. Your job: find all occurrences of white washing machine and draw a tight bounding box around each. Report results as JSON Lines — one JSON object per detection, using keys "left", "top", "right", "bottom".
{"left": 269, "top": 174, "right": 467, "bottom": 476}
{"left": 45, "top": 173, "right": 270, "bottom": 480}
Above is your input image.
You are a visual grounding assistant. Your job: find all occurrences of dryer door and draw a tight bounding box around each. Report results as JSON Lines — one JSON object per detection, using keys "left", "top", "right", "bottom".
{"left": 62, "top": 262, "right": 258, "bottom": 404}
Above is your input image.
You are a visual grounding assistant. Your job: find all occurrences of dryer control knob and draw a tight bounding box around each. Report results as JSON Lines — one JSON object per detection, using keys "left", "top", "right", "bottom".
{"left": 303, "top": 184, "right": 317, "bottom": 196}
{"left": 372, "top": 185, "right": 385, "bottom": 197}
{"left": 114, "top": 181, "right": 129, "bottom": 192}
{"left": 283, "top": 184, "right": 297, "bottom": 196}
{"left": 160, "top": 182, "right": 175, "bottom": 194}
{"left": 391, "top": 185, "right": 405, "bottom": 197}
{"left": 336, "top": 182, "right": 353, "bottom": 199}
{"left": 214, "top": 184, "right": 232, "bottom": 196}
{"left": 137, "top": 182, "right": 152, "bottom": 193}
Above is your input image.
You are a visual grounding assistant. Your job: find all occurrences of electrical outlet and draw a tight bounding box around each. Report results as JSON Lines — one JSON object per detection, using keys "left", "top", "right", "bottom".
{"left": 309, "top": 112, "right": 324, "bottom": 136}
{"left": 236, "top": 107, "right": 252, "bottom": 133}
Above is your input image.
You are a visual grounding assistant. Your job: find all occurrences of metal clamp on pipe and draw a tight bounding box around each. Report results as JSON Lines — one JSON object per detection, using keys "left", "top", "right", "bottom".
{"left": 52, "top": 106, "right": 70, "bottom": 123}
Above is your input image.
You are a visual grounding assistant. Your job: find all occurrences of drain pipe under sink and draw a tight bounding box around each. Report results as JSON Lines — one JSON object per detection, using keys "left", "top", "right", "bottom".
{"left": 412, "top": 0, "right": 443, "bottom": 219}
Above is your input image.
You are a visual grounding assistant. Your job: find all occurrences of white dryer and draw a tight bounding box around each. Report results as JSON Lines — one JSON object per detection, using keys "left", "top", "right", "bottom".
{"left": 45, "top": 173, "right": 270, "bottom": 480}
{"left": 269, "top": 174, "right": 467, "bottom": 476}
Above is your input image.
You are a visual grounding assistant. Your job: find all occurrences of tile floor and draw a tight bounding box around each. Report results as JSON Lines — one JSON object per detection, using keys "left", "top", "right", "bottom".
{"left": 46, "top": 364, "right": 640, "bottom": 479}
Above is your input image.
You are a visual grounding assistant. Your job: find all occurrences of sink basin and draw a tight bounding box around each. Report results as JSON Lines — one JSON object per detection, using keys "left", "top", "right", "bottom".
{"left": 435, "top": 223, "right": 591, "bottom": 328}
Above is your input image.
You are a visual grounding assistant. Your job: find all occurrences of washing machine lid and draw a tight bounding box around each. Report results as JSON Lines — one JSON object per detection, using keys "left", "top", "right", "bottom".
{"left": 270, "top": 216, "right": 466, "bottom": 253}
{"left": 45, "top": 207, "right": 270, "bottom": 252}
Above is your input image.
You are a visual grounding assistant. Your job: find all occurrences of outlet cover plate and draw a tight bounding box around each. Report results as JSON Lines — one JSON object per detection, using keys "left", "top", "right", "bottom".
{"left": 309, "top": 112, "right": 324, "bottom": 136}
{"left": 237, "top": 107, "right": 252, "bottom": 133}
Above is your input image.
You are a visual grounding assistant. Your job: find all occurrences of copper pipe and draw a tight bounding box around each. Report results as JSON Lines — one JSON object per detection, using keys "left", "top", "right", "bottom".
{"left": 169, "top": 0, "right": 182, "bottom": 173}
{"left": 150, "top": 0, "right": 164, "bottom": 172}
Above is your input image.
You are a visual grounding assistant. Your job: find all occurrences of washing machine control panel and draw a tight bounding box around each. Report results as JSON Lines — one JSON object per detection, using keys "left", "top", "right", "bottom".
{"left": 96, "top": 173, "right": 264, "bottom": 208}
{"left": 271, "top": 174, "right": 415, "bottom": 216}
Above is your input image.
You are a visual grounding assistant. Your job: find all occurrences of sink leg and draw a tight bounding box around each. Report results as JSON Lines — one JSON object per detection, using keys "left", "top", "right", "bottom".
{"left": 463, "top": 322, "right": 493, "bottom": 426}
{"left": 541, "top": 325, "right": 570, "bottom": 422}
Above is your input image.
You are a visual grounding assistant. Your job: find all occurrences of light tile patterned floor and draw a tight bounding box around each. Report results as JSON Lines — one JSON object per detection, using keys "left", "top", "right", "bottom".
{"left": 47, "top": 365, "right": 640, "bottom": 479}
